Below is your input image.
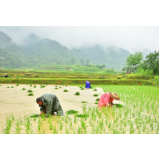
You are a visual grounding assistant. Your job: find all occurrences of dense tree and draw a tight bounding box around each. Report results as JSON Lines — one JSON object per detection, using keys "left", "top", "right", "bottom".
{"left": 122, "top": 52, "right": 143, "bottom": 72}
{"left": 70, "top": 57, "right": 76, "bottom": 65}
{"left": 86, "top": 58, "right": 90, "bottom": 66}
{"left": 80, "top": 58, "right": 84, "bottom": 66}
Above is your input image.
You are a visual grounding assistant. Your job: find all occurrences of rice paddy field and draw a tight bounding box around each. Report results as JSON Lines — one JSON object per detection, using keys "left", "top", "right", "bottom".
{"left": 0, "top": 83, "right": 159, "bottom": 134}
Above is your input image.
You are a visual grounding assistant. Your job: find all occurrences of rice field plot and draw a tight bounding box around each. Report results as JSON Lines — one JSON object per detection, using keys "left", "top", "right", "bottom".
{"left": 1, "top": 85, "right": 159, "bottom": 134}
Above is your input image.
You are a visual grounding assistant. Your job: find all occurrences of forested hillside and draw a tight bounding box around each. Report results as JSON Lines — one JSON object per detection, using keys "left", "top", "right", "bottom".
{"left": 0, "top": 31, "right": 132, "bottom": 70}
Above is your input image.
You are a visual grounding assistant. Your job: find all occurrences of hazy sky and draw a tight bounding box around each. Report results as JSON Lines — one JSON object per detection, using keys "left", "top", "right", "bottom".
{"left": 0, "top": 26, "right": 159, "bottom": 53}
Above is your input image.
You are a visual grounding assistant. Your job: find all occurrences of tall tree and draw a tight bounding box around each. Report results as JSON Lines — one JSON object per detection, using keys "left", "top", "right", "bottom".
{"left": 86, "top": 58, "right": 90, "bottom": 66}
{"left": 80, "top": 58, "right": 84, "bottom": 66}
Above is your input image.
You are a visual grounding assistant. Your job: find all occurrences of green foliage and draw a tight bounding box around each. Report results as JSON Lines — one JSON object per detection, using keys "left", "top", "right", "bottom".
{"left": 93, "top": 94, "right": 99, "bottom": 97}
{"left": 96, "top": 98, "right": 99, "bottom": 101}
{"left": 81, "top": 101, "right": 88, "bottom": 103}
{"left": 75, "top": 114, "right": 89, "bottom": 118}
{"left": 66, "top": 110, "right": 79, "bottom": 114}
{"left": 75, "top": 92, "right": 80, "bottom": 95}
{"left": 28, "top": 90, "right": 33, "bottom": 92}
{"left": 28, "top": 93, "right": 34, "bottom": 96}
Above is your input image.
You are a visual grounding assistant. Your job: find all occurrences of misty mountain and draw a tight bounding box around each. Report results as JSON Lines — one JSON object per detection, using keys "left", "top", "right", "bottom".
{"left": 71, "top": 45, "right": 131, "bottom": 70}
{"left": 0, "top": 31, "right": 133, "bottom": 70}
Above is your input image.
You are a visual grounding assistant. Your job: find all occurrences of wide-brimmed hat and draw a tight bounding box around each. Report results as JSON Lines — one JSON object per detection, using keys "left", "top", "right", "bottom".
{"left": 109, "top": 92, "right": 120, "bottom": 100}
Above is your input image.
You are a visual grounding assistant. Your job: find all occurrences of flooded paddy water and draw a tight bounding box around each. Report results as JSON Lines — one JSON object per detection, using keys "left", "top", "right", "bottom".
{"left": 0, "top": 83, "right": 158, "bottom": 134}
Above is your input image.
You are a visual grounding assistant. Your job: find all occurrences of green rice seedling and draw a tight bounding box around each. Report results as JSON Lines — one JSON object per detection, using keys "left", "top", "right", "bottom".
{"left": 114, "top": 104, "right": 123, "bottom": 108}
{"left": 30, "top": 114, "right": 39, "bottom": 118}
{"left": 30, "top": 84, "right": 32, "bottom": 87}
{"left": 7, "top": 86, "right": 10, "bottom": 88}
{"left": 83, "top": 105, "right": 87, "bottom": 113}
{"left": 96, "top": 98, "right": 99, "bottom": 101}
{"left": 55, "top": 87, "right": 58, "bottom": 89}
{"left": 76, "top": 114, "right": 89, "bottom": 118}
{"left": 93, "top": 89, "right": 97, "bottom": 91}
{"left": 63, "top": 89, "right": 69, "bottom": 92}
{"left": 11, "top": 86, "right": 14, "bottom": 88}
{"left": 28, "top": 93, "right": 34, "bottom": 96}
{"left": 66, "top": 126, "right": 69, "bottom": 134}
{"left": 2, "top": 116, "right": 13, "bottom": 134}
{"left": 41, "top": 113, "right": 45, "bottom": 121}
{"left": 81, "top": 101, "right": 88, "bottom": 103}
{"left": 75, "top": 92, "right": 80, "bottom": 95}
{"left": 66, "top": 110, "right": 79, "bottom": 114}
{"left": 38, "top": 118, "right": 41, "bottom": 131}
{"left": 78, "top": 125, "right": 82, "bottom": 134}
{"left": 22, "top": 88, "right": 26, "bottom": 90}
{"left": 55, "top": 85, "right": 58, "bottom": 87}
{"left": 94, "top": 102, "right": 98, "bottom": 104}
{"left": 74, "top": 115, "right": 77, "bottom": 123}
{"left": 59, "top": 86, "right": 62, "bottom": 88}
{"left": 0, "top": 85, "right": 2, "bottom": 86}
{"left": 93, "top": 94, "right": 98, "bottom": 97}
{"left": 40, "top": 85, "right": 45, "bottom": 88}
{"left": 28, "top": 89, "right": 33, "bottom": 92}
{"left": 34, "top": 85, "right": 36, "bottom": 88}
{"left": 15, "top": 119, "right": 21, "bottom": 134}
{"left": 10, "top": 114, "right": 15, "bottom": 121}
{"left": 53, "top": 126, "right": 58, "bottom": 134}
{"left": 16, "top": 84, "right": 19, "bottom": 86}
{"left": 81, "top": 88, "right": 84, "bottom": 90}
{"left": 48, "top": 120, "right": 53, "bottom": 130}
{"left": 59, "top": 121, "right": 63, "bottom": 130}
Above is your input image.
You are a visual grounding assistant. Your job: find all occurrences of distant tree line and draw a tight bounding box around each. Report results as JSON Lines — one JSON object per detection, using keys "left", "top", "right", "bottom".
{"left": 122, "top": 51, "right": 159, "bottom": 75}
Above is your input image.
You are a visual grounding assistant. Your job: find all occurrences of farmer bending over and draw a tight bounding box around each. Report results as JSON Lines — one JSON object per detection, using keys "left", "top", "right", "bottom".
{"left": 36, "top": 93, "right": 64, "bottom": 117}
{"left": 98, "top": 92, "right": 120, "bottom": 109}
{"left": 85, "top": 81, "right": 91, "bottom": 89}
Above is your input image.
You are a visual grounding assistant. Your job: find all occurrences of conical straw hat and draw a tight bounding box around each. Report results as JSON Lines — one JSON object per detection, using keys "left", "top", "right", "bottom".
{"left": 109, "top": 92, "right": 120, "bottom": 100}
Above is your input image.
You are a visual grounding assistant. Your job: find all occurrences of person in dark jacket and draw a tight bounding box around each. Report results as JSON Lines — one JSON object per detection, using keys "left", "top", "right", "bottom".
{"left": 36, "top": 93, "right": 64, "bottom": 117}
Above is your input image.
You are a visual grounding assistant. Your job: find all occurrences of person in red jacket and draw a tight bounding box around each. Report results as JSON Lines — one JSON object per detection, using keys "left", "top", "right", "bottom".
{"left": 98, "top": 92, "right": 120, "bottom": 109}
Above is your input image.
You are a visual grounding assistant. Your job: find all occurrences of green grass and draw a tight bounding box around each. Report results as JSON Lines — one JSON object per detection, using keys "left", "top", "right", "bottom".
{"left": 66, "top": 110, "right": 79, "bottom": 114}
{"left": 75, "top": 92, "right": 80, "bottom": 95}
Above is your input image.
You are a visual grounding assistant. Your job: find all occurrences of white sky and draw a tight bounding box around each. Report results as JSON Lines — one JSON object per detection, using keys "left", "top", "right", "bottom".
{"left": 0, "top": 26, "right": 159, "bottom": 54}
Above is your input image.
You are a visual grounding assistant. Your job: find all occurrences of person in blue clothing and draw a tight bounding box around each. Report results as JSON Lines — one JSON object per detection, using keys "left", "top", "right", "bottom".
{"left": 85, "top": 81, "right": 91, "bottom": 89}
